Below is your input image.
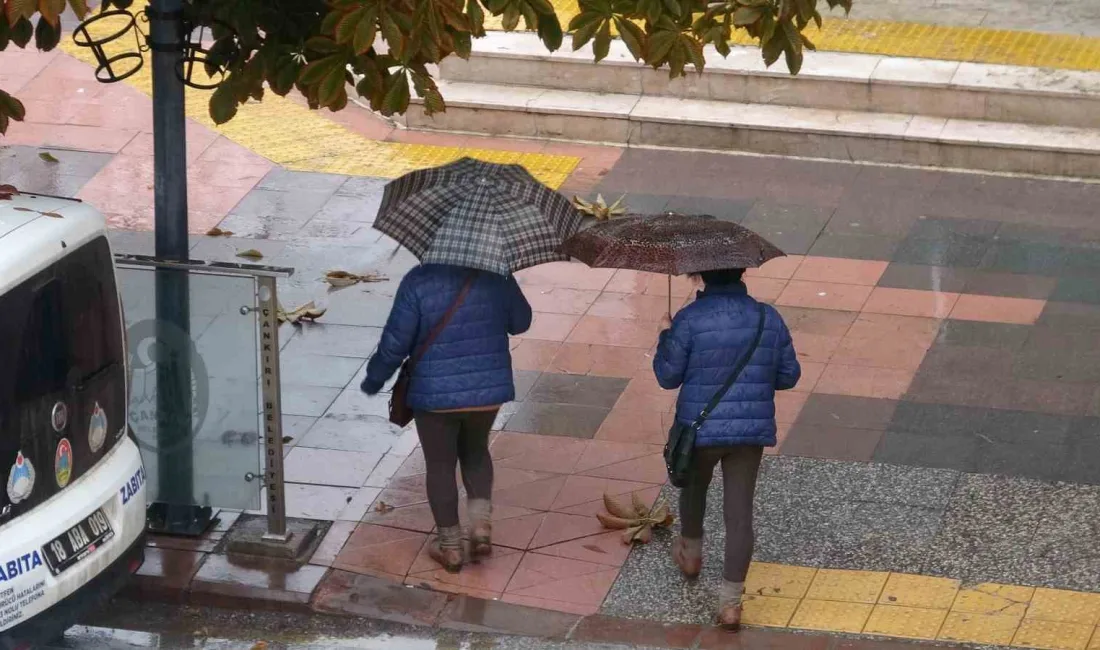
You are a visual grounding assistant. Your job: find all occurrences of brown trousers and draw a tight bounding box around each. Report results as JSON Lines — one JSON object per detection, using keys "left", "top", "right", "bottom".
{"left": 413, "top": 410, "right": 498, "bottom": 529}
{"left": 678, "top": 445, "right": 764, "bottom": 582}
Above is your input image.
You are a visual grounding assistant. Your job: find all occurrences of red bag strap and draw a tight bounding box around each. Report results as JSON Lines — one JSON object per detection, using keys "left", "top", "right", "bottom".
{"left": 409, "top": 271, "right": 477, "bottom": 369}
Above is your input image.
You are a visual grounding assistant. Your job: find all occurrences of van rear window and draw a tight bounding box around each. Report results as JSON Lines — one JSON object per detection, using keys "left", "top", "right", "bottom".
{"left": 0, "top": 236, "right": 126, "bottom": 526}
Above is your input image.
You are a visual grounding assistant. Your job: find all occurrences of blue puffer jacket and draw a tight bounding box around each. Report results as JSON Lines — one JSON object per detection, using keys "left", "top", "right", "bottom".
{"left": 654, "top": 282, "right": 800, "bottom": 447}
{"left": 362, "top": 264, "right": 532, "bottom": 411}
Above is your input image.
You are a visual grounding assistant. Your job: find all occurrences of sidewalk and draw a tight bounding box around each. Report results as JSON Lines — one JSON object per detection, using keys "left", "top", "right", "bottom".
{"left": 5, "top": 27, "right": 1100, "bottom": 650}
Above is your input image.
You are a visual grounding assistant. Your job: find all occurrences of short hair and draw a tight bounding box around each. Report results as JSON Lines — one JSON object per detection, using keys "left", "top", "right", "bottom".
{"left": 690, "top": 269, "right": 745, "bottom": 285}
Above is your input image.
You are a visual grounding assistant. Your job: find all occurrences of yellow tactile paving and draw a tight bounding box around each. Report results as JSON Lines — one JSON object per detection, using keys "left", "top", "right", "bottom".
{"left": 879, "top": 573, "right": 961, "bottom": 610}
{"left": 56, "top": 0, "right": 579, "bottom": 189}
{"left": 940, "top": 611, "right": 1025, "bottom": 645}
{"left": 741, "top": 594, "right": 800, "bottom": 628}
{"left": 1028, "top": 588, "right": 1100, "bottom": 625}
{"left": 1014, "top": 619, "right": 1096, "bottom": 650}
{"left": 790, "top": 599, "right": 874, "bottom": 633}
{"left": 864, "top": 605, "right": 947, "bottom": 640}
{"left": 952, "top": 583, "right": 1035, "bottom": 617}
{"left": 744, "top": 562, "right": 817, "bottom": 598}
{"left": 487, "top": 7, "right": 1100, "bottom": 72}
{"left": 805, "top": 568, "right": 890, "bottom": 604}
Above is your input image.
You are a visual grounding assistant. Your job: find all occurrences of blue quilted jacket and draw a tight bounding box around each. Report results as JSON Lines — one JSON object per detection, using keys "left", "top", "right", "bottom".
{"left": 362, "top": 264, "right": 532, "bottom": 411}
{"left": 653, "top": 282, "right": 800, "bottom": 447}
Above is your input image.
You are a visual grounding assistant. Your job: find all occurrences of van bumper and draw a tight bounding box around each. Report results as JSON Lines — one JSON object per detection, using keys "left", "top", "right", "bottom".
{"left": 0, "top": 535, "right": 145, "bottom": 650}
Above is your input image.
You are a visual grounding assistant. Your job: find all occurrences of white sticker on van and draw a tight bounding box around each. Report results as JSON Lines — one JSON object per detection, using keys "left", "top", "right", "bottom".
{"left": 5, "top": 452, "right": 35, "bottom": 504}
{"left": 89, "top": 402, "right": 107, "bottom": 453}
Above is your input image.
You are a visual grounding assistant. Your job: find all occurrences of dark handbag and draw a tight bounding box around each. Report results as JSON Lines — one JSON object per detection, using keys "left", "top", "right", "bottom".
{"left": 389, "top": 273, "right": 477, "bottom": 427}
{"left": 664, "top": 304, "right": 767, "bottom": 488}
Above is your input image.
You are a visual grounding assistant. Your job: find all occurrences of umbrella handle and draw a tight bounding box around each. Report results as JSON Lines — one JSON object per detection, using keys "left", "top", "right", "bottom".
{"left": 668, "top": 274, "right": 672, "bottom": 320}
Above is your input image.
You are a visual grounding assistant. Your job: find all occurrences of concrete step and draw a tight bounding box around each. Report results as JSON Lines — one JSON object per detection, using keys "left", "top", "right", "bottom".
{"left": 438, "top": 32, "right": 1100, "bottom": 130}
{"left": 403, "top": 81, "right": 1100, "bottom": 178}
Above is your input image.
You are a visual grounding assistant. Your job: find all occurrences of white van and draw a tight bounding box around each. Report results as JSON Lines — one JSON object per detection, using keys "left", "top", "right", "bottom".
{"left": 0, "top": 189, "right": 146, "bottom": 649}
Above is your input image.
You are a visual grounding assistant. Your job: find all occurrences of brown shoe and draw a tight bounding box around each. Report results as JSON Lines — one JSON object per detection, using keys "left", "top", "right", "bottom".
{"left": 717, "top": 603, "right": 742, "bottom": 631}
{"left": 672, "top": 537, "right": 702, "bottom": 578}
{"left": 428, "top": 538, "right": 464, "bottom": 573}
{"left": 470, "top": 520, "right": 492, "bottom": 559}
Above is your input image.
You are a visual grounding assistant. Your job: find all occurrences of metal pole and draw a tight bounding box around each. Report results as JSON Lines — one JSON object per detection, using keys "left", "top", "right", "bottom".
{"left": 149, "top": 0, "right": 199, "bottom": 534}
{"left": 256, "top": 276, "right": 289, "bottom": 541}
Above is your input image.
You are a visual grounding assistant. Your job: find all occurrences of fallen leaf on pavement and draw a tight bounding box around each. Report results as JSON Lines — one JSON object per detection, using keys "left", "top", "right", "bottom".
{"left": 599, "top": 492, "right": 674, "bottom": 545}
{"left": 324, "top": 269, "right": 388, "bottom": 289}
{"left": 236, "top": 248, "right": 264, "bottom": 260}
{"left": 0, "top": 184, "right": 16, "bottom": 200}
{"left": 41, "top": 211, "right": 63, "bottom": 218}
{"left": 277, "top": 301, "right": 327, "bottom": 324}
{"left": 38, "top": 151, "right": 60, "bottom": 163}
{"left": 206, "top": 226, "right": 234, "bottom": 237}
{"left": 374, "top": 501, "right": 394, "bottom": 513}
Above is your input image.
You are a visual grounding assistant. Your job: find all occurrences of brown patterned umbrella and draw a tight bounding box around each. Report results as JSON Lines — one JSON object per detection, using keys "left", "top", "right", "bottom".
{"left": 560, "top": 213, "right": 785, "bottom": 275}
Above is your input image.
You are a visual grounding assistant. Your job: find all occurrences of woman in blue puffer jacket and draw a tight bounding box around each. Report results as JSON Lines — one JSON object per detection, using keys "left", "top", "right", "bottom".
{"left": 653, "top": 268, "right": 800, "bottom": 630}
{"left": 362, "top": 264, "right": 532, "bottom": 572}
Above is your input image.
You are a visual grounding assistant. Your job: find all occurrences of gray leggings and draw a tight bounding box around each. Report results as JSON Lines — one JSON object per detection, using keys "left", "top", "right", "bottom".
{"left": 678, "top": 445, "right": 764, "bottom": 582}
{"left": 413, "top": 410, "right": 498, "bottom": 529}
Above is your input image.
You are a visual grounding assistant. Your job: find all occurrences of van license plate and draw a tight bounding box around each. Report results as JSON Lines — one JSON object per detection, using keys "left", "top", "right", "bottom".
{"left": 41, "top": 509, "right": 114, "bottom": 576}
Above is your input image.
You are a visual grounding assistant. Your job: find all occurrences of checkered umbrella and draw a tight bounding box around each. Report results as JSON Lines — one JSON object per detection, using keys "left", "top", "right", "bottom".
{"left": 373, "top": 158, "right": 584, "bottom": 275}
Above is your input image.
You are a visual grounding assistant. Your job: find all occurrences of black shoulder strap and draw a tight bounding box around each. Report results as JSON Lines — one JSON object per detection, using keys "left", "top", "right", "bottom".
{"left": 692, "top": 303, "right": 767, "bottom": 429}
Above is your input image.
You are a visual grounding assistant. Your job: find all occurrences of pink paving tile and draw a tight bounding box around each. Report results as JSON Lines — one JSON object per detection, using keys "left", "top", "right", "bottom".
{"left": 793, "top": 257, "right": 889, "bottom": 286}
{"left": 832, "top": 313, "right": 940, "bottom": 370}
{"left": 121, "top": 125, "right": 221, "bottom": 163}
{"left": 407, "top": 577, "right": 502, "bottom": 601}
{"left": 362, "top": 502, "right": 436, "bottom": 533}
{"left": 333, "top": 523, "right": 427, "bottom": 578}
{"left": 492, "top": 466, "right": 560, "bottom": 491}
{"left": 513, "top": 312, "right": 581, "bottom": 342}
{"left": 605, "top": 270, "right": 698, "bottom": 297}
{"left": 950, "top": 294, "right": 1046, "bottom": 325}
{"left": 572, "top": 440, "right": 664, "bottom": 475}
{"left": 533, "top": 530, "right": 634, "bottom": 567}
{"left": 781, "top": 307, "right": 859, "bottom": 337}
{"left": 595, "top": 409, "right": 672, "bottom": 445}
{"left": 551, "top": 474, "right": 659, "bottom": 512}
{"left": 0, "top": 48, "right": 58, "bottom": 77}
{"left": 493, "top": 474, "right": 569, "bottom": 511}
{"left": 776, "top": 281, "right": 873, "bottom": 312}
{"left": 517, "top": 262, "right": 615, "bottom": 291}
{"left": 548, "top": 343, "right": 648, "bottom": 378}
{"left": 529, "top": 512, "right": 607, "bottom": 549}
{"left": 505, "top": 560, "right": 619, "bottom": 607}
{"left": 745, "top": 255, "right": 804, "bottom": 280}
{"left": 500, "top": 593, "right": 601, "bottom": 616}
{"left": 490, "top": 512, "right": 548, "bottom": 551}
{"left": 189, "top": 157, "right": 272, "bottom": 190}
{"left": 790, "top": 333, "right": 842, "bottom": 365}
{"left": 506, "top": 552, "right": 618, "bottom": 593}
{"left": 555, "top": 485, "right": 663, "bottom": 518}
{"left": 374, "top": 487, "right": 427, "bottom": 509}
{"left": 491, "top": 433, "right": 587, "bottom": 474}
{"left": 3, "top": 121, "right": 138, "bottom": 153}
{"left": 509, "top": 339, "right": 561, "bottom": 372}
{"left": 614, "top": 384, "right": 678, "bottom": 415}
{"left": 774, "top": 391, "right": 809, "bottom": 424}
{"left": 409, "top": 545, "right": 523, "bottom": 592}
{"left": 576, "top": 454, "right": 667, "bottom": 484}
{"left": 568, "top": 316, "right": 663, "bottom": 349}
{"left": 862, "top": 287, "right": 960, "bottom": 319}
{"left": 814, "top": 364, "right": 915, "bottom": 400}
{"left": 525, "top": 287, "right": 602, "bottom": 315}
{"left": 587, "top": 292, "right": 673, "bottom": 321}
{"left": 0, "top": 74, "right": 33, "bottom": 95}
{"left": 790, "top": 361, "right": 825, "bottom": 393}
{"left": 745, "top": 276, "right": 788, "bottom": 302}
{"left": 309, "top": 520, "right": 357, "bottom": 567}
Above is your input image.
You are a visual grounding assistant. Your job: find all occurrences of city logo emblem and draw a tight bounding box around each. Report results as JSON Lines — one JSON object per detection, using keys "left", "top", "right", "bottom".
{"left": 6, "top": 452, "right": 35, "bottom": 504}
{"left": 88, "top": 402, "right": 107, "bottom": 453}
{"left": 51, "top": 401, "right": 68, "bottom": 432}
{"left": 55, "top": 439, "right": 73, "bottom": 488}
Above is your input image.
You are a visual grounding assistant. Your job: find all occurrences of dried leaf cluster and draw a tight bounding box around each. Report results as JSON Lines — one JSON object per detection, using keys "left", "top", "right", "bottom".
{"left": 597, "top": 492, "right": 674, "bottom": 544}
{"left": 324, "top": 269, "right": 388, "bottom": 288}
{"left": 573, "top": 194, "right": 627, "bottom": 221}
{"left": 277, "top": 301, "right": 328, "bottom": 324}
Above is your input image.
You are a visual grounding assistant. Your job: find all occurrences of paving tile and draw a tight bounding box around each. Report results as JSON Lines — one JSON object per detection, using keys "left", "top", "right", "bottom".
{"left": 313, "top": 570, "right": 449, "bottom": 626}
{"left": 517, "top": 262, "right": 615, "bottom": 291}
{"left": 780, "top": 424, "right": 884, "bottom": 462}
{"left": 887, "top": 401, "right": 991, "bottom": 438}
{"left": 190, "top": 554, "right": 327, "bottom": 609}
{"left": 873, "top": 430, "right": 980, "bottom": 473}
{"left": 789, "top": 599, "right": 874, "bottom": 633}
{"left": 877, "top": 263, "right": 972, "bottom": 294}
{"left": 572, "top": 439, "right": 664, "bottom": 475}
{"left": 491, "top": 432, "right": 588, "bottom": 474}
{"left": 529, "top": 512, "right": 607, "bottom": 549}
{"left": 277, "top": 353, "right": 365, "bottom": 389}
{"left": 776, "top": 281, "right": 873, "bottom": 312}
{"left": 774, "top": 390, "right": 809, "bottom": 424}
{"left": 745, "top": 255, "right": 805, "bottom": 280}
{"left": 965, "top": 271, "right": 1059, "bottom": 300}
{"left": 525, "top": 287, "right": 602, "bottom": 315}
{"left": 805, "top": 568, "right": 889, "bottom": 603}
{"left": 604, "top": 270, "right": 698, "bottom": 297}
{"left": 863, "top": 605, "right": 948, "bottom": 640}
{"left": 797, "top": 394, "right": 900, "bottom": 431}
{"left": 744, "top": 276, "right": 789, "bottom": 302}
{"left": 498, "top": 593, "right": 599, "bottom": 616}
{"left": 548, "top": 343, "right": 648, "bottom": 378}
{"left": 880, "top": 574, "right": 960, "bottom": 609}
{"left": 534, "top": 530, "right": 634, "bottom": 567}
{"left": 492, "top": 473, "right": 569, "bottom": 511}
{"left": 587, "top": 291, "right": 675, "bottom": 321}
{"left": 949, "top": 294, "right": 1046, "bottom": 324}
{"left": 513, "top": 312, "right": 582, "bottom": 342}
{"left": 790, "top": 361, "right": 825, "bottom": 393}
{"left": 408, "top": 545, "right": 523, "bottom": 593}
{"left": 814, "top": 365, "right": 914, "bottom": 400}
{"left": 938, "top": 611, "right": 1022, "bottom": 645}
{"left": 527, "top": 373, "right": 630, "bottom": 409}
{"left": 332, "top": 523, "right": 427, "bottom": 578}
{"left": 1013, "top": 619, "right": 1094, "bottom": 650}
{"left": 665, "top": 195, "right": 753, "bottom": 223}
{"left": 502, "top": 402, "right": 610, "bottom": 439}
{"left": 297, "top": 415, "right": 403, "bottom": 454}
{"left": 571, "top": 615, "right": 702, "bottom": 648}
{"left": 894, "top": 234, "right": 992, "bottom": 268}
{"left": 696, "top": 626, "right": 831, "bottom": 649}
{"left": 129, "top": 547, "right": 207, "bottom": 600}
{"left": 1051, "top": 276, "right": 1100, "bottom": 305}
{"left": 568, "top": 315, "right": 664, "bottom": 349}
{"left": 285, "top": 447, "right": 381, "bottom": 487}
{"left": 509, "top": 339, "right": 561, "bottom": 372}
{"left": 808, "top": 233, "right": 902, "bottom": 262}
{"left": 981, "top": 241, "right": 1070, "bottom": 276}
{"left": 1026, "top": 588, "right": 1100, "bottom": 625}
{"left": 280, "top": 323, "right": 382, "bottom": 358}
{"left": 596, "top": 408, "right": 673, "bottom": 445}
{"left": 745, "top": 562, "right": 817, "bottom": 599}
{"left": 793, "top": 257, "right": 889, "bottom": 286}
{"left": 935, "top": 319, "right": 1031, "bottom": 350}
{"left": 308, "top": 520, "right": 357, "bottom": 567}
{"left": 862, "top": 287, "right": 959, "bottom": 318}
{"left": 438, "top": 594, "right": 583, "bottom": 636}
